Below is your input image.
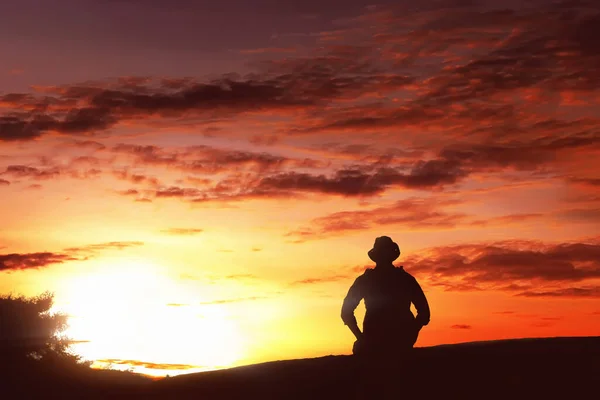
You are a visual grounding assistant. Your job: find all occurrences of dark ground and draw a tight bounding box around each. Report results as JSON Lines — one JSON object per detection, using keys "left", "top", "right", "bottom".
{"left": 2, "top": 336, "right": 599, "bottom": 399}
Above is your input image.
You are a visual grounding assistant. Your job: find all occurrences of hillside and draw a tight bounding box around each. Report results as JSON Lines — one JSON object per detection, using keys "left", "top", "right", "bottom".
{"left": 3, "top": 337, "right": 599, "bottom": 399}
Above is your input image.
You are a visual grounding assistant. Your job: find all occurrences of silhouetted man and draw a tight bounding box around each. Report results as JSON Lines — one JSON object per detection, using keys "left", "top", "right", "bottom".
{"left": 341, "top": 236, "right": 430, "bottom": 358}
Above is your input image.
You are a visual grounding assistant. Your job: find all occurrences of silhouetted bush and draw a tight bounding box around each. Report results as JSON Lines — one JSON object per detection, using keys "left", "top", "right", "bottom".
{"left": 0, "top": 291, "right": 88, "bottom": 367}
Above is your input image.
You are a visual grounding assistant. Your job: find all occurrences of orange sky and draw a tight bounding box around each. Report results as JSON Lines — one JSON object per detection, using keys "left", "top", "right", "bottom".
{"left": 1, "top": 0, "right": 599, "bottom": 376}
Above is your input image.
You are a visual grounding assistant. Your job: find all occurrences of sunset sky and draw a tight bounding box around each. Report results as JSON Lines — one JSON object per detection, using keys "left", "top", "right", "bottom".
{"left": 1, "top": 0, "right": 599, "bottom": 376}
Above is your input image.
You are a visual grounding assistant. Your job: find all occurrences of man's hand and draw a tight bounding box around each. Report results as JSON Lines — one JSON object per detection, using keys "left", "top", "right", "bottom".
{"left": 352, "top": 336, "right": 366, "bottom": 356}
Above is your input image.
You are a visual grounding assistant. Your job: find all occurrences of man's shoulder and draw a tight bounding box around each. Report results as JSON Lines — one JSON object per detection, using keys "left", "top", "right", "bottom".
{"left": 352, "top": 268, "right": 375, "bottom": 283}
{"left": 357, "top": 266, "right": 416, "bottom": 281}
{"left": 358, "top": 268, "right": 374, "bottom": 278}
{"left": 395, "top": 266, "right": 417, "bottom": 280}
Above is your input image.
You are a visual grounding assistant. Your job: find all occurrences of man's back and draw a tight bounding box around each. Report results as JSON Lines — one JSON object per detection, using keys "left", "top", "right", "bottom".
{"left": 341, "top": 236, "right": 430, "bottom": 355}
{"left": 344, "top": 266, "right": 429, "bottom": 347}
{"left": 360, "top": 266, "right": 416, "bottom": 317}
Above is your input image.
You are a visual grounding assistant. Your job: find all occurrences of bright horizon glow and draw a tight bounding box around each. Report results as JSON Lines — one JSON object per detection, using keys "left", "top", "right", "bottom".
{"left": 56, "top": 258, "right": 247, "bottom": 375}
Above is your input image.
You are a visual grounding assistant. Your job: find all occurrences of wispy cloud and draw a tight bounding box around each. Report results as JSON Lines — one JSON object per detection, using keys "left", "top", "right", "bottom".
{"left": 160, "top": 228, "right": 204, "bottom": 236}
{"left": 451, "top": 324, "right": 472, "bottom": 330}
{"left": 517, "top": 287, "right": 600, "bottom": 298}
{"left": 0, "top": 252, "right": 77, "bottom": 272}
{"left": 96, "top": 359, "right": 202, "bottom": 370}
{"left": 198, "top": 296, "right": 270, "bottom": 305}
{"left": 64, "top": 241, "right": 144, "bottom": 253}
{"left": 286, "top": 197, "right": 467, "bottom": 241}
{"left": 1, "top": 241, "right": 145, "bottom": 272}
{"left": 290, "top": 274, "right": 353, "bottom": 285}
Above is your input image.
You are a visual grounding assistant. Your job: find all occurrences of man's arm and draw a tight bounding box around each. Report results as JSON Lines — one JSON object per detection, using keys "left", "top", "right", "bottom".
{"left": 341, "top": 276, "right": 365, "bottom": 341}
{"left": 411, "top": 277, "right": 430, "bottom": 328}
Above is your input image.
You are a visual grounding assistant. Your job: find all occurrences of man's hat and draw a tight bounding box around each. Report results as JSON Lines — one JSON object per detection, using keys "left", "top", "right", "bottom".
{"left": 368, "top": 236, "right": 400, "bottom": 263}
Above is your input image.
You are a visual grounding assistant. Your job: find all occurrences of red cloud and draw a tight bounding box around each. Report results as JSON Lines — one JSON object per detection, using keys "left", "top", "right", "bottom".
{"left": 451, "top": 324, "right": 472, "bottom": 330}
{"left": 3, "top": 165, "right": 60, "bottom": 180}
{"left": 0, "top": 252, "right": 77, "bottom": 272}
{"left": 285, "top": 197, "right": 543, "bottom": 241}
{"left": 403, "top": 238, "right": 600, "bottom": 297}
{"left": 63, "top": 241, "right": 144, "bottom": 253}
{"left": 160, "top": 228, "right": 204, "bottom": 236}
{"left": 0, "top": 0, "right": 598, "bottom": 213}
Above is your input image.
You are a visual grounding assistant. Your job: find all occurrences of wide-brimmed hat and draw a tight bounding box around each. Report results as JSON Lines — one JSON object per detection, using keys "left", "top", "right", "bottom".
{"left": 368, "top": 236, "right": 400, "bottom": 263}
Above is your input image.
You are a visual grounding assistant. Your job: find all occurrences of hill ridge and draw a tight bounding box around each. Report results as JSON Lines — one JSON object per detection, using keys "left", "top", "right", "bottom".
{"left": 4, "top": 336, "right": 599, "bottom": 399}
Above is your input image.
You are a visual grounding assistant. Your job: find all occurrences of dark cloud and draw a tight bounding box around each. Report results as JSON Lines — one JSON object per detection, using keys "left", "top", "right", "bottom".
{"left": 118, "top": 189, "right": 140, "bottom": 196}
{"left": 160, "top": 228, "right": 204, "bottom": 236}
{"left": 198, "top": 296, "right": 269, "bottom": 305}
{"left": 568, "top": 177, "right": 600, "bottom": 187}
{"left": 404, "top": 238, "right": 600, "bottom": 297}
{"left": 290, "top": 274, "right": 353, "bottom": 285}
{"left": 88, "top": 79, "right": 302, "bottom": 113}
{"left": 1, "top": 76, "right": 316, "bottom": 141}
{"left": 380, "top": 2, "right": 600, "bottom": 109}
{"left": 0, "top": 179, "right": 10, "bottom": 186}
{"left": 0, "top": 241, "right": 144, "bottom": 272}
{"left": 257, "top": 162, "right": 466, "bottom": 197}
{"left": 1, "top": 162, "right": 105, "bottom": 183}
{"left": 2, "top": 165, "right": 61, "bottom": 180}
{"left": 70, "top": 156, "right": 103, "bottom": 166}
{"left": 0, "top": 252, "right": 76, "bottom": 272}
{"left": 64, "top": 241, "right": 144, "bottom": 253}
{"left": 67, "top": 140, "right": 107, "bottom": 151}
{"left": 438, "top": 136, "right": 600, "bottom": 173}
{"left": 451, "top": 324, "right": 472, "bottom": 330}
{"left": 112, "top": 143, "right": 317, "bottom": 176}
{"left": 517, "top": 287, "right": 600, "bottom": 298}
{"left": 110, "top": 143, "right": 319, "bottom": 202}
{"left": 555, "top": 208, "right": 600, "bottom": 222}
{"left": 153, "top": 132, "right": 596, "bottom": 203}
{"left": 249, "top": 134, "right": 280, "bottom": 146}
{"left": 0, "top": 0, "right": 598, "bottom": 214}
{"left": 112, "top": 144, "right": 178, "bottom": 166}
{"left": 108, "top": 143, "right": 348, "bottom": 202}
{"left": 66, "top": 168, "right": 103, "bottom": 180}
{"left": 286, "top": 198, "right": 537, "bottom": 241}
{"left": 112, "top": 170, "right": 160, "bottom": 186}
{"left": 469, "top": 213, "right": 544, "bottom": 227}
{"left": 155, "top": 186, "right": 203, "bottom": 198}
{"left": 143, "top": 182, "right": 294, "bottom": 203}
{"left": 257, "top": 169, "right": 382, "bottom": 196}
{"left": 182, "top": 146, "right": 290, "bottom": 173}
{"left": 0, "top": 108, "right": 114, "bottom": 141}
{"left": 1, "top": 1, "right": 599, "bottom": 151}
{"left": 60, "top": 107, "right": 116, "bottom": 133}
{"left": 0, "top": 115, "right": 48, "bottom": 141}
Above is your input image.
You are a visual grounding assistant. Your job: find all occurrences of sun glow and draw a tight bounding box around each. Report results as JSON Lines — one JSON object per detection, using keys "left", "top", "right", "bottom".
{"left": 57, "top": 258, "right": 246, "bottom": 375}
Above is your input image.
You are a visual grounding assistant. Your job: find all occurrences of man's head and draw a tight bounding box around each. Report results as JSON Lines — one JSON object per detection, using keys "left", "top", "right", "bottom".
{"left": 368, "top": 236, "right": 400, "bottom": 264}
